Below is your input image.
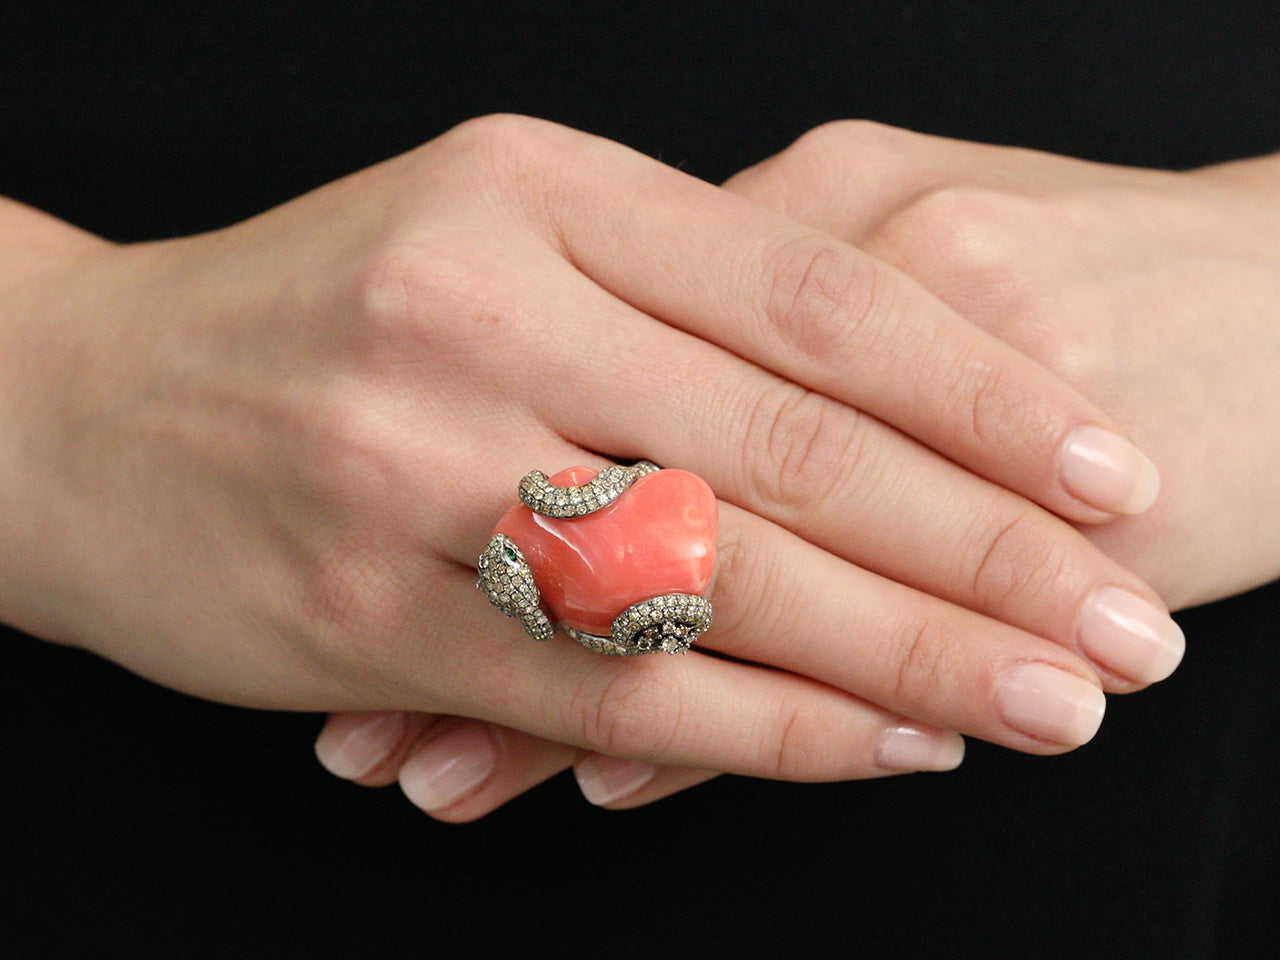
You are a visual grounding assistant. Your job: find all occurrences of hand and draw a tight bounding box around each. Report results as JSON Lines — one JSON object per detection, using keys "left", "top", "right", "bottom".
{"left": 722, "top": 120, "right": 1280, "bottom": 610}
{"left": 0, "top": 116, "right": 1176, "bottom": 823}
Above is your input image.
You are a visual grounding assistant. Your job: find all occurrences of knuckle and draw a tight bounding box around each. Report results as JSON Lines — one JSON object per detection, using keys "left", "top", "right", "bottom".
{"left": 742, "top": 381, "right": 869, "bottom": 515}
{"left": 438, "top": 113, "right": 579, "bottom": 212}
{"left": 355, "top": 241, "right": 512, "bottom": 355}
{"left": 765, "top": 702, "right": 830, "bottom": 780}
{"left": 447, "top": 111, "right": 542, "bottom": 141}
{"left": 356, "top": 242, "right": 432, "bottom": 337}
{"left": 926, "top": 336, "right": 1050, "bottom": 455}
{"left": 966, "top": 510, "right": 1073, "bottom": 612}
{"left": 888, "top": 618, "right": 948, "bottom": 708}
{"left": 726, "top": 154, "right": 795, "bottom": 214}
{"left": 576, "top": 666, "right": 680, "bottom": 759}
{"left": 441, "top": 113, "right": 560, "bottom": 173}
{"left": 734, "top": 121, "right": 918, "bottom": 213}
{"left": 948, "top": 351, "right": 1019, "bottom": 448}
{"left": 877, "top": 184, "right": 1036, "bottom": 282}
{"left": 1016, "top": 307, "right": 1105, "bottom": 388}
{"left": 789, "top": 118, "right": 916, "bottom": 163}
{"left": 764, "top": 234, "right": 885, "bottom": 361}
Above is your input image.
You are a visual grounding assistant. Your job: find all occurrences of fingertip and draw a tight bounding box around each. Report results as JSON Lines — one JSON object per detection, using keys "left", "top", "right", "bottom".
{"left": 398, "top": 721, "right": 499, "bottom": 814}
{"left": 1058, "top": 424, "right": 1161, "bottom": 518}
{"left": 574, "top": 754, "right": 658, "bottom": 807}
{"left": 574, "top": 760, "right": 722, "bottom": 810}
{"left": 1078, "top": 586, "right": 1186, "bottom": 686}
{"left": 996, "top": 662, "right": 1107, "bottom": 749}
{"left": 875, "top": 725, "right": 966, "bottom": 773}
{"left": 315, "top": 711, "right": 409, "bottom": 781}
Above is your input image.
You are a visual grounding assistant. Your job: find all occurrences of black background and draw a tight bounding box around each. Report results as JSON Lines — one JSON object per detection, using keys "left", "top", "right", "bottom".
{"left": 3, "top": 2, "right": 1278, "bottom": 956}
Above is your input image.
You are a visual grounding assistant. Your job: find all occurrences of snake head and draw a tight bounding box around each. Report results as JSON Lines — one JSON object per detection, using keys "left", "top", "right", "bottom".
{"left": 477, "top": 534, "right": 554, "bottom": 641}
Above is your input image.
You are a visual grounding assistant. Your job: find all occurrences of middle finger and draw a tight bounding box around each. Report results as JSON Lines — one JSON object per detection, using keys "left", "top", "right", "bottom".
{"left": 521, "top": 265, "right": 1184, "bottom": 691}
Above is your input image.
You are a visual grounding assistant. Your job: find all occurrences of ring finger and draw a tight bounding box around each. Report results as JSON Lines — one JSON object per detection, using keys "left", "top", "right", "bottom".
{"left": 426, "top": 436, "right": 1101, "bottom": 755}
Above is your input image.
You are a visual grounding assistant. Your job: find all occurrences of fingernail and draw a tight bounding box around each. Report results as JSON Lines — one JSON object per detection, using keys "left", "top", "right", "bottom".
{"left": 876, "top": 725, "right": 966, "bottom": 772}
{"left": 997, "top": 662, "right": 1106, "bottom": 746}
{"left": 1058, "top": 424, "right": 1161, "bottom": 515}
{"left": 398, "top": 723, "right": 497, "bottom": 811}
{"left": 1079, "top": 586, "right": 1186, "bottom": 684}
{"left": 575, "top": 755, "right": 657, "bottom": 806}
{"left": 314, "top": 711, "right": 407, "bottom": 780}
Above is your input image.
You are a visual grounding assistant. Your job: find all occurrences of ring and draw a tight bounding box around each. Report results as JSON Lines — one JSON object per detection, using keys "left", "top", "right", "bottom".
{"left": 476, "top": 461, "right": 718, "bottom": 655}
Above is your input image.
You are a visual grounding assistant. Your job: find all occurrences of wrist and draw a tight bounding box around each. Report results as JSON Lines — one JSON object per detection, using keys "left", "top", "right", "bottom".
{"left": 0, "top": 205, "right": 117, "bottom": 643}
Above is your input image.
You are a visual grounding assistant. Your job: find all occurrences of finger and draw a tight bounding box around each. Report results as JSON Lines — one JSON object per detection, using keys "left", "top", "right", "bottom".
{"left": 573, "top": 729, "right": 967, "bottom": 810}
{"left": 319, "top": 715, "right": 939, "bottom": 817}
{"left": 534, "top": 124, "right": 1159, "bottom": 520}
{"left": 382, "top": 562, "right": 973, "bottom": 781}
{"left": 396, "top": 718, "right": 578, "bottom": 823}
{"left": 720, "top": 123, "right": 1134, "bottom": 340}
{"left": 722, "top": 120, "right": 1089, "bottom": 241}
{"left": 316, "top": 711, "right": 731, "bottom": 814}
{"left": 705, "top": 503, "right": 1111, "bottom": 753}
{"left": 316, "top": 711, "right": 583, "bottom": 822}
{"left": 572, "top": 757, "right": 722, "bottom": 809}
{"left": 722, "top": 121, "right": 937, "bottom": 238}
{"left": 426, "top": 504, "right": 1096, "bottom": 759}
{"left": 315, "top": 710, "right": 436, "bottom": 787}
{"left": 508, "top": 263, "right": 1183, "bottom": 689}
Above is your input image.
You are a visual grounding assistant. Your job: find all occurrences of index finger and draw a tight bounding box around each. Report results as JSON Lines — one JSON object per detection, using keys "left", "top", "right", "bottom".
{"left": 537, "top": 126, "right": 1158, "bottom": 522}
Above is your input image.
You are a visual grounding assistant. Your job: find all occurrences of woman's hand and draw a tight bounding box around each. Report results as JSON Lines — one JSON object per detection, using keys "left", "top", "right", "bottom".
{"left": 723, "top": 121, "right": 1280, "bottom": 610}
{"left": 0, "top": 116, "right": 1178, "bottom": 822}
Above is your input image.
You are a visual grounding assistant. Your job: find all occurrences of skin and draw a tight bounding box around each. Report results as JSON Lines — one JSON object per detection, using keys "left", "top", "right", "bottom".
{"left": 726, "top": 121, "right": 1280, "bottom": 610}
{"left": 0, "top": 115, "right": 1179, "bottom": 822}
{"left": 320, "top": 121, "right": 1280, "bottom": 820}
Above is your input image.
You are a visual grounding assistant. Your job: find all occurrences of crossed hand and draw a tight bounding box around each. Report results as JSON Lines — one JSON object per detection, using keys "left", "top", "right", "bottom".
{"left": 5, "top": 117, "right": 1276, "bottom": 820}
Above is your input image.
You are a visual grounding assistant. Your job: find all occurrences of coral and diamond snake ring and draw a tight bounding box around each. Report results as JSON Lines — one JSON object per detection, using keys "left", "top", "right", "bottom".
{"left": 477, "top": 461, "right": 717, "bottom": 655}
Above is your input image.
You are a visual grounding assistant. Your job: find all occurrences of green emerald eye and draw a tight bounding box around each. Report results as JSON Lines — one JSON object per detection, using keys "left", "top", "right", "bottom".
{"left": 503, "top": 546, "right": 519, "bottom": 563}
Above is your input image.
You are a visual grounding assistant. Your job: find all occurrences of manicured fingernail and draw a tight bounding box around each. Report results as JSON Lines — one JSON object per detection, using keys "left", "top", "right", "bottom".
{"left": 1079, "top": 586, "right": 1186, "bottom": 684}
{"left": 1058, "top": 424, "right": 1161, "bottom": 515}
{"left": 398, "top": 723, "right": 497, "bottom": 811}
{"left": 314, "top": 711, "right": 407, "bottom": 780}
{"left": 575, "top": 755, "right": 657, "bottom": 806}
{"left": 876, "top": 725, "right": 966, "bottom": 772}
{"left": 997, "top": 662, "right": 1106, "bottom": 746}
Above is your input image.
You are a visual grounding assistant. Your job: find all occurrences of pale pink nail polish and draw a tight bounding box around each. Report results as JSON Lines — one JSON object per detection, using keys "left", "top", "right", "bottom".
{"left": 1079, "top": 586, "right": 1186, "bottom": 684}
{"left": 575, "top": 755, "right": 657, "bottom": 806}
{"left": 314, "top": 711, "right": 407, "bottom": 780}
{"left": 1058, "top": 424, "right": 1161, "bottom": 515}
{"left": 398, "top": 723, "right": 497, "bottom": 811}
{"left": 876, "top": 725, "right": 966, "bottom": 772}
{"left": 997, "top": 662, "right": 1106, "bottom": 746}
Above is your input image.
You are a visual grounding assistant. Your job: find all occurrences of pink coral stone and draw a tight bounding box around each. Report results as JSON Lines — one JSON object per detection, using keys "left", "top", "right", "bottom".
{"left": 494, "top": 466, "right": 718, "bottom": 636}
